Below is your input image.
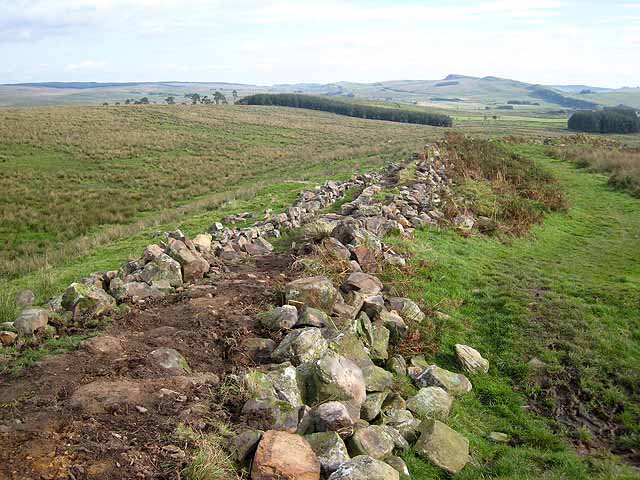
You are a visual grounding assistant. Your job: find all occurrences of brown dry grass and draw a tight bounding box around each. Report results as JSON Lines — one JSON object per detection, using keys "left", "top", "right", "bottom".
{"left": 547, "top": 145, "right": 640, "bottom": 197}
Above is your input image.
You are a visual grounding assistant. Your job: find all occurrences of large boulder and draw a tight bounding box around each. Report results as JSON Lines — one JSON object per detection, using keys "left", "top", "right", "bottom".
{"left": 342, "top": 272, "right": 383, "bottom": 296}
{"left": 306, "top": 431, "right": 350, "bottom": 476}
{"left": 455, "top": 344, "right": 489, "bottom": 374}
{"left": 14, "top": 307, "right": 49, "bottom": 335}
{"left": 414, "top": 419, "right": 470, "bottom": 475}
{"left": 61, "top": 283, "right": 115, "bottom": 317}
{"left": 348, "top": 425, "right": 394, "bottom": 460}
{"left": 271, "top": 328, "right": 328, "bottom": 366}
{"left": 251, "top": 430, "right": 321, "bottom": 480}
{"left": 328, "top": 455, "right": 399, "bottom": 480}
{"left": 414, "top": 365, "right": 472, "bottom": 395}
{"left": 140, "top": 253, "right": 183, "bottom": 288}
{"left": 167, "top": 238, "right": 209, "bottom": 282}
{"left": 311, "top": 350, "right": 366, "bottom": 420}
{"left": 406, "top": 387, "right": 453, "bottom": 420}
{"left": 286, "top": 276, "right": 339, "bottom": 312}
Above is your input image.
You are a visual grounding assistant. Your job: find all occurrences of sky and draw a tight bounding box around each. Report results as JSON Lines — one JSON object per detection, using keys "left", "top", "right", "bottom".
{"left": 1, "top": 0, "right": 639, "bottom": 87}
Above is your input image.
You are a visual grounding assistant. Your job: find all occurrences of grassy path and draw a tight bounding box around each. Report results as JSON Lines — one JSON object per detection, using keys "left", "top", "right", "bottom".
{"left": 387, "top": 145, "right": 640, "bottom": 479}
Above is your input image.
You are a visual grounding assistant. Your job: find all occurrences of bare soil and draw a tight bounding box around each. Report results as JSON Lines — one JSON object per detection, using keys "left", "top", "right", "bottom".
{"left": 0, "top": 253, "right": 295, "bottom": 480}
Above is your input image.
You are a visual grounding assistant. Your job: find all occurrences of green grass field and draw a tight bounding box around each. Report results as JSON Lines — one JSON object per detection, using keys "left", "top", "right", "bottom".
{"left": 383, "top": 145, "right": 640, "bottom": 479}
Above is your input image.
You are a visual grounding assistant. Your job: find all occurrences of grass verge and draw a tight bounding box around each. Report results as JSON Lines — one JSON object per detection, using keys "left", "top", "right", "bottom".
{"left": 381, "top": 144, "right": 639, "bottom": 478}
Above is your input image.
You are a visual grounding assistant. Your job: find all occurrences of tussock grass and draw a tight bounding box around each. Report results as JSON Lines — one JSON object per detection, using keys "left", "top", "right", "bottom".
{"left": 176, "top": 424, "right": 242, "bottom": 480}
{"left": 0, "top": 105, "right": 434, "bottom": 279}
{"left": 547, "top": 145, "right": 640, "bottom": 197}
{"left": 444, "top": 132, "right": 567, "bottom": 234}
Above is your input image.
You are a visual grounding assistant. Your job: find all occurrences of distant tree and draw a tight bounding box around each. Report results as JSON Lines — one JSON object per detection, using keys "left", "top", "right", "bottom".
{"left": 165, "top": 96, "right": 175, "bottom": 105}
{"left": 102, "top": 102, "right": 109, "bottom": 106}
{"left": 569, "top": 109, "right": 640, "bottom": 134}
{"left": 213, "top": 90, "right": 227, "bottom": 105}
{"left": 232, "top": 89, "right": 238, "bottom": 102}
{"left": 136, "top": 97, "right": 150, "bottom": 105}
{"left": 124, "top": 99, "right": 131, "bottom": 105}
{"left": 115, "top": 102, "right": 120, "bottom": 105}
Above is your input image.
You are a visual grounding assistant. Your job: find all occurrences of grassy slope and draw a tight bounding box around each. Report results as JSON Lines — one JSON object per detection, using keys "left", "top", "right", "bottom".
{"left": 384, "top": 146, "right": 640, "bottom": 479}
{"left": 0, "top": 104, "right": 434, "bottom": 276}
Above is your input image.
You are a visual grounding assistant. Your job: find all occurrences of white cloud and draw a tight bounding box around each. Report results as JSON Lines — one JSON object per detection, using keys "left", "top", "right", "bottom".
{"left": 65, "top": 59, "right": 107, "bottom": 71}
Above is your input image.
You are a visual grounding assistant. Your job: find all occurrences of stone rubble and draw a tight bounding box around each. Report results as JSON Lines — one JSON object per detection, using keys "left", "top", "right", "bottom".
{"left": 12, "top": 144, "right": 492, "bottom": 478}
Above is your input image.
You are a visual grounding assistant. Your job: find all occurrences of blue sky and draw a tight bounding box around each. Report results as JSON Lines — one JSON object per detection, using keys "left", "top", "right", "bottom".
{"left": 1, "top": 0, "right": 639, "bottom": 87}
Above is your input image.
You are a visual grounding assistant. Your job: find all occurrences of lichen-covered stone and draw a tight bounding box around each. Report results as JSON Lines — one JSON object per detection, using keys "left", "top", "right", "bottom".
{"left": 147, "top": 347, "right": 191, "bottom": 375}
{"left": 380, "top": 409, "right": 421, "bottom": 443}
{"left": 361, "top": 391, "right": 388, "bottom": 422}
{"left": 328, "top": 455, "right": 399, "bottom": 480}
{"left": 414, "top": 419, "right": 470, "bottom": 475}
{"left": 140, "top": 253, "right": 183, "bottom": 288}
{"left": 62, "top": 283, "right": 115, "bottom": 317}
{"left": 385, "top": 297, "right": 425, "bottom": 324}
{"left": 242, "top": 398, "right": 300, "bottom": 433}
{"left": 362, "top": 365, "right": 394, "bottom": 392}
{"left": 14, "top": 307, "right": 49, "bottom": 335}
{"left": 406, "top": 386, "right": 453, "bottom": 420}
{"left": 386, "top": 355, "right": 407, "bottom": 376}
{"left": 313, "top": 401, "right": 355, "bottom": 439}
{"left": 286, "top": 276, "right": 339, "bottom": 312}
{"left": 455, "top": 343, "right": 489, "bottom": 374}
{"left": 306, "top": 431, "right": 350, "bottom": 476}
{"left": 348, "top": 425, "right": 394, "bottom": 460}
{"left": 260, "top": 305, "right": 298, "bottom": 330}
{"left": 272, "top": 327, "right": 328, "bottom": 366}
{"left": 342, "top": 272, "right": 383, "bottom": 296}
{"left": 415, "top": 365, "right": 472, "bottom": 396}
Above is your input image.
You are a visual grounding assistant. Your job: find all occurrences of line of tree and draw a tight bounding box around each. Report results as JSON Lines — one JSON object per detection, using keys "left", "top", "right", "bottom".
{"left": 238, "top": 94, "right": 452, "bottom": 127}
{"left": 568, "top": 108, "right": 640, "bottom": 134}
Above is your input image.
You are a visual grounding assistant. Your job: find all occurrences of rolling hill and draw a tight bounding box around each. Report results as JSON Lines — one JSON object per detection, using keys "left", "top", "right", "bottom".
{"left": 1, "top": 75, "right": 639, "bottom": 110}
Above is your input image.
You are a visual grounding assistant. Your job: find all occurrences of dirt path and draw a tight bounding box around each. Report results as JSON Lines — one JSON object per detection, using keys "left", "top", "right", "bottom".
{"left": 0, "top": 254, "right": 295, "bottom": 480}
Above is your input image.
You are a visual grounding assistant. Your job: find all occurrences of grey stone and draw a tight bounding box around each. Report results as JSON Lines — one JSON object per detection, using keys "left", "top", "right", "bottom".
{"left": 14, "top": 307, "right": 49, "bottom": 335}
{"left": 386, "top": 355, "right": 407, "bottom": 376}
{"left": 328, "top": 455, "right": 399, "bottom": 480}
{"left": 313, "top": 401, "right": 355, "bottom": 439}
{"left": 259, "top": 305, "right": 299, "bottom": 330}
{"left": 348, "top": 425, "right": 394, "bottom": 460}
{"left": 385, "top": 297, "right": 425, "bottom": 324}
{"left": 361, "top": 391, "right": 388, "bottom": 422}
{"left": 242, "top": 337, "right": 277, "bottom": 363}
{"left": 271, "top": 327, "right": 328, "bottom": 366}
{"left": 414, "top": 419, "right": 470, "bottom": 474}
{"left": 80, "top": 336, "right": 123, "bottom": 356}
{"left": 140, "top": 253, "right": 183, "bottom": 288}
{"left": 15, "top": 289, "right": 35, "bottom": 308}
{"left": 241, "top": 398, "right": 300, "bottom": 433}
{"left": 286, "top": 276, "right": 339, "bottom": 312}
{"left": 147, "top": 347, "right": 191, "bottom": 375}
{"left": 230, "top": 429, "right": 263, "bottom": 463}
{"left": 385, "top": 456, "right": 410, "bottom": 477}
{"left": 455, "top": 344, "right": 489, "bottom": 374}
{"left": 306, "top": 431, "right": 350, "bottom": 476}
{"left": 380, "top": 409, "right": 421, "bottom": 443}
{"left": 342, "top": 272, "right": 383, "bottom": 296}
{"left": 406, "top": 386, "right": 453, "bottom": 420}
{"left": 297, "top": 306, "right": 333, "bottom": 328}
{"left": 362, "top": 365, "right": 394, "bottom": 392}
{"left": 61, "top": 283, "right": 115, "bottom": 317}
{"left": 415, "top": 365, "right": 472, "bottom": 396}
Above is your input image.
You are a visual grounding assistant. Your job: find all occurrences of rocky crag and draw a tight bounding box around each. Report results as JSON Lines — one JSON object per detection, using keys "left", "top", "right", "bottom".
{"left": 1, "top": 143, "right": 491, "bottom": 480}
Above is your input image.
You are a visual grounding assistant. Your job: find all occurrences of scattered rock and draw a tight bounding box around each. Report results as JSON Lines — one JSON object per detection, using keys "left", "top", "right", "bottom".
{"left": 242, "top": 337, "right": 277, "bottom": 363}
{"left": 0, "top": 331, "right": 18, "bottom": 346}
{"left": 380, "top": 409, "right": 420, "bottom": 443}
{"left": 414, "top": 419, "right": 470, "bottom": 474}
{"left": 147, "top": 347, "right": 191, "bottom": 375}
{"left": 14, "top": 307, "right": 49, "bottom": 335}
{"left": 80, "top": 336, "right": 123, "bottom": 356}
{"left": 15, "top": 289, "right": 35, "bottom": 308}
{"left": 328, "top": 455, "right": 399, "bottom": 480}
{"left": 361, "top": 391, "right": 388, "bottom": 422}
{"left": 455, "top": 344, "right": 489, "bottom": 374}
{"left": 242, "top": 398, "right": 300, "bottom": 433}
{"left": 140, "top": 253, "right": 183, "bottom": 288}
{"left": 251, "top": 430, "right": 321, "bottom": 480}
{"left": 61, "top": 283, "right": 115, "bottom": 318}
{"left": 69, "top": 380, "right": 145, "bottom": 414}
{"left": 406, "top": 387, "right": 453, "bottom": 420}
{"left": 297, "top": 306, "right": 332, "bottom": 328}
{"left": 386, "top": 355, "right": 407, "bottom": 376}
{"left": 386, "top": 297, "right": 425, "bottom": 324}
{"left": 415, "top": 365, "right": 472, "bottom": 395}
{"left": 489, "top": 431, "right": 510, "bottom": 443}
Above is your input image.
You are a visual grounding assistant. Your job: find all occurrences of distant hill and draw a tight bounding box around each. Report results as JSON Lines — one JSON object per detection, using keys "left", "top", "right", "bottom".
{"left": 1, "top": 76, "right": 639, "bottom": 109}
